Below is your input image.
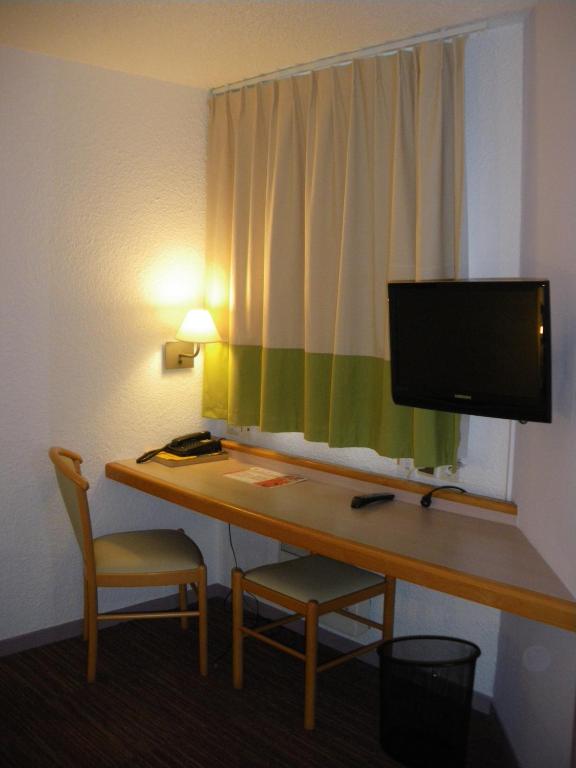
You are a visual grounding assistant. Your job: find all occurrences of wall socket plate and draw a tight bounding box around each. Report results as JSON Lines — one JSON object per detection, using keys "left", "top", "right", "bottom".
{"left": 164, "top": 341, "right": 196, "bottom": 369}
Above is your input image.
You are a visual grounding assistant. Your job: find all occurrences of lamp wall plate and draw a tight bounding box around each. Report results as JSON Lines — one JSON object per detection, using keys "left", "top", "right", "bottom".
{"left": 164, "top": 341, "right": 197, "bottom": 369}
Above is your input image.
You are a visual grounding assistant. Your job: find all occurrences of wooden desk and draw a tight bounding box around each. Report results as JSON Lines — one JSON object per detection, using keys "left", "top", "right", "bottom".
{"left": 105, "top": 443, "right": 576, "bottom": 634}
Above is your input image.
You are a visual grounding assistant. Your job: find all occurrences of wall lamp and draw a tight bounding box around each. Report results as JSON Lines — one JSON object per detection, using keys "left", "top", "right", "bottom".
{"left": 164, "top": 309, "right": 221, "bottom": 369}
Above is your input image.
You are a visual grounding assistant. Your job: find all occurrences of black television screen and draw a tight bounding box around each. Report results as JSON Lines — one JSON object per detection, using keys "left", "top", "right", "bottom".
{"left": 387, "top": 279, "right": 552, "bottom": 423}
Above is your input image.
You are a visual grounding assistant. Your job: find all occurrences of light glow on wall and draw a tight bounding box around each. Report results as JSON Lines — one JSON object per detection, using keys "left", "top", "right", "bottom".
{"left": 205, "top": 265, "right": 229, "bottom": 333}
{"left": 142, "top": 247, "right": 205, "bottom": 307}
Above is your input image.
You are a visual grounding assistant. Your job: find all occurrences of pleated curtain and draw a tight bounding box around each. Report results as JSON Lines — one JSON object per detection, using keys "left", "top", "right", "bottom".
{"left": 203, "top": 39, "right": 465, "bottom": 468}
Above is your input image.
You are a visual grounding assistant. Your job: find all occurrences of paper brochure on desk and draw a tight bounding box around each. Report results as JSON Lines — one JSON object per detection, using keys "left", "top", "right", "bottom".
{"left": 225, "top": 467, "right": 306, "bottom": 488}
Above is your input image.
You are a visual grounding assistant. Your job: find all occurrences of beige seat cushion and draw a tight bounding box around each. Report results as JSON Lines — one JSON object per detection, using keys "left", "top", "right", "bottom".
{"left": 94, "top": 529, "right": 203, "bottom": 575}
{"left": 244, "top": 555, "right": 385, "bottom": 604}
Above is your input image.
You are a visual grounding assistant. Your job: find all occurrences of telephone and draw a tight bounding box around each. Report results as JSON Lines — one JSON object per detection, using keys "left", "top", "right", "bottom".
{"left": 136, "top": 431, "right": 222, "bottom": 464}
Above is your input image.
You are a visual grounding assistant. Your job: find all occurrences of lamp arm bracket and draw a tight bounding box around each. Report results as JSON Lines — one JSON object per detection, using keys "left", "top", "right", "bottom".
{"left": 164, "top": 341, "right": 201, "bottom": 369}
{"left": 178, "top": 344, "right": 201, "bottom": 361}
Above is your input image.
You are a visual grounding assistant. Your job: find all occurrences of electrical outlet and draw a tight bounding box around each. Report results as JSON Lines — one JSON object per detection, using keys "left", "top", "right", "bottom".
{"left": 438, "top": 461, "right": 464, "bottom": 481}
{"left": 320, "top": 602, "right": 372, "bottom": 638}
{"left": 397, "top": 458, "right": 413, "bottom": 476}
{"left": 228, "top": 425, "right": 257, "bottom": 434}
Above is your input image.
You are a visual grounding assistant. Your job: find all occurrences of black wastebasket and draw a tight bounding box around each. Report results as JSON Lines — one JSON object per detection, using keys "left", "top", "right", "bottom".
{"left": 379, "top": 635, "right": 481, "bottom": 768}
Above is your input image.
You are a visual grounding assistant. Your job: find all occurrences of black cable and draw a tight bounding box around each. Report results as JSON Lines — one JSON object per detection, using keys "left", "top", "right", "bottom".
{"left": 227, "top": 523, "right": 239, "bottom": 569}
{"left": 136, "top": 447, "right": 164, "bottom": 464}
{"left": 211, "top": 524, "right": 262, "bottom": 669}
{"left": 420, "top": 485, "right": 466, "bottom": 508}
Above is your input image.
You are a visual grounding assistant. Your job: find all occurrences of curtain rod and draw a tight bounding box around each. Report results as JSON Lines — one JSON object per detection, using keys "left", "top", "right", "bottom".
{"left": 211, "top": 11, "right": 526, "bottom": 96}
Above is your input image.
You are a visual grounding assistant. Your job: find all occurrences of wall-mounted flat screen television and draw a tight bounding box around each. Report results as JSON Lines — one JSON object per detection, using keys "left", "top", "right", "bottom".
{"left": 387, "top": 279, "right": 552, "bottom": 423}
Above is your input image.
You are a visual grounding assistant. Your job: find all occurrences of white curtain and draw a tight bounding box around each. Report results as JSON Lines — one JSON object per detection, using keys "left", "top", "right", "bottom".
{"left": 203, "top": 39, "right": 465, "bottom": 468}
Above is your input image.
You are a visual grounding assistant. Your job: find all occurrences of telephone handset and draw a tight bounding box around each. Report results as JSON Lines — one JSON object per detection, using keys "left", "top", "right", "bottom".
{"left": 164, "top": 431, "right": 213, "bottom": 455}
{"left": 136, "top": 431, "right": 222, "bottom": 464}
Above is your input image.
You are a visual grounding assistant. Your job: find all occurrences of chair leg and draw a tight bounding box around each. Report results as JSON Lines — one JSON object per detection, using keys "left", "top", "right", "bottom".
{"left": 83, "top": 577, "right": 89, "bottom": 641}
{"left": 232, "top": 568, "right": 244, "bottom": 690}
{"left": 179, "top": 584, "right": 189, "bottom": 631}
{"left": 304, "top": 600, "right": 319, "bottom": 730}
{"left": 197, "top": 565, "right": 208, "bottom": 677}
{"left": 86, "top": 584, "right": 98, "bottom": 683}
{"left": 383, "top": 576, "right": 396, "bottom": 641}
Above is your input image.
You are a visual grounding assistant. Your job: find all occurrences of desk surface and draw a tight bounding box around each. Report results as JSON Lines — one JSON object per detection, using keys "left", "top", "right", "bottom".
{"left": 105, "top": 448, "right": 576, "bottom": 633}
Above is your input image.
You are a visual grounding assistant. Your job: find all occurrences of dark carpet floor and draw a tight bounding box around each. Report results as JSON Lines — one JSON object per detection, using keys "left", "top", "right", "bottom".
{"left": 0, "top": 597, "right": 518, "bottom": 767}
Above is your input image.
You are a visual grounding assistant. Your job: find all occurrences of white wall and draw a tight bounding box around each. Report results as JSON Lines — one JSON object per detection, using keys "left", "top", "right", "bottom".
{"left": 0, "top": 46, "right": 221, "bottom": 640}
{"left": 515, "top": 1, "right": 576, "bottom": 603}
{"left": 495, "top": 613, "right": 575, "bottom": 768}
{"left": 493, "top": 4, "right": 576, "bottom": 767}
{"left": 461, "top": 21, "right": 524, "bottom": 501}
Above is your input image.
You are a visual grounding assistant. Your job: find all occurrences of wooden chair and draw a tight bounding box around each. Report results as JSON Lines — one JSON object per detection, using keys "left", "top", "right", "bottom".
{"left": 232, "top": 554, "right": 389, "bottom": 729}
{"left": 49, "top": 446, "right": 208, "bottom": 683}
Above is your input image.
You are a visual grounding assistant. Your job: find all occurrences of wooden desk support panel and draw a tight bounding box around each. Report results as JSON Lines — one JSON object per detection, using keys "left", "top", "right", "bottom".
{"left": 105, "top": 449, "right": 576, "bottom": 633}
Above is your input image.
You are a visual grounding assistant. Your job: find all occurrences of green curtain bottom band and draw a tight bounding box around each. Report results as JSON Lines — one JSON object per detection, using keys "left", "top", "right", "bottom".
{"left": 202, "top": 343, "right": 459, "bottom": 468}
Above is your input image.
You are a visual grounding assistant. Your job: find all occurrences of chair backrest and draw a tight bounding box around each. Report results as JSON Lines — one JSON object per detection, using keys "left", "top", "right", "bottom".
{"left": 49, "top": 447, "right": 95, "bottom": 574}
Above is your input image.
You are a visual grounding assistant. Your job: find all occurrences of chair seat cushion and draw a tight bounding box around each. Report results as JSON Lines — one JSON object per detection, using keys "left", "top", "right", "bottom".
{"left": 244, "top": 555, "right": 385, "bottom": 604}
{"left": 94, "top": 529, "right": 203, "bottom": 575}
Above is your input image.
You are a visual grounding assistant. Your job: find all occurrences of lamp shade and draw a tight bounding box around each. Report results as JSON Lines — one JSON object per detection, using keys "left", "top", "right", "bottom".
{"left": 175, "top": 309, "right": 221, "bottom": 343}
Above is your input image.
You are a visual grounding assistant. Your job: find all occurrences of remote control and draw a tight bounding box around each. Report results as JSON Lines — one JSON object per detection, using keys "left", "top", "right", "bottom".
{"left": 350, "top": 492, "right": 395, "bottom": 509}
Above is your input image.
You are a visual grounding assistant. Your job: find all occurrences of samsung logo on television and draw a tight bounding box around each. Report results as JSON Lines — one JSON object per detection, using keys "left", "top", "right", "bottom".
{"left": 454, "top": 394, "right": 473, "bottom": 400}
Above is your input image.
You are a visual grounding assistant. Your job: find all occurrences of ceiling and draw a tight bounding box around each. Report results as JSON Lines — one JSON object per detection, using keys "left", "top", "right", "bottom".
{"left": 0, "top": 1, "right": 534, "bottom": 90}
